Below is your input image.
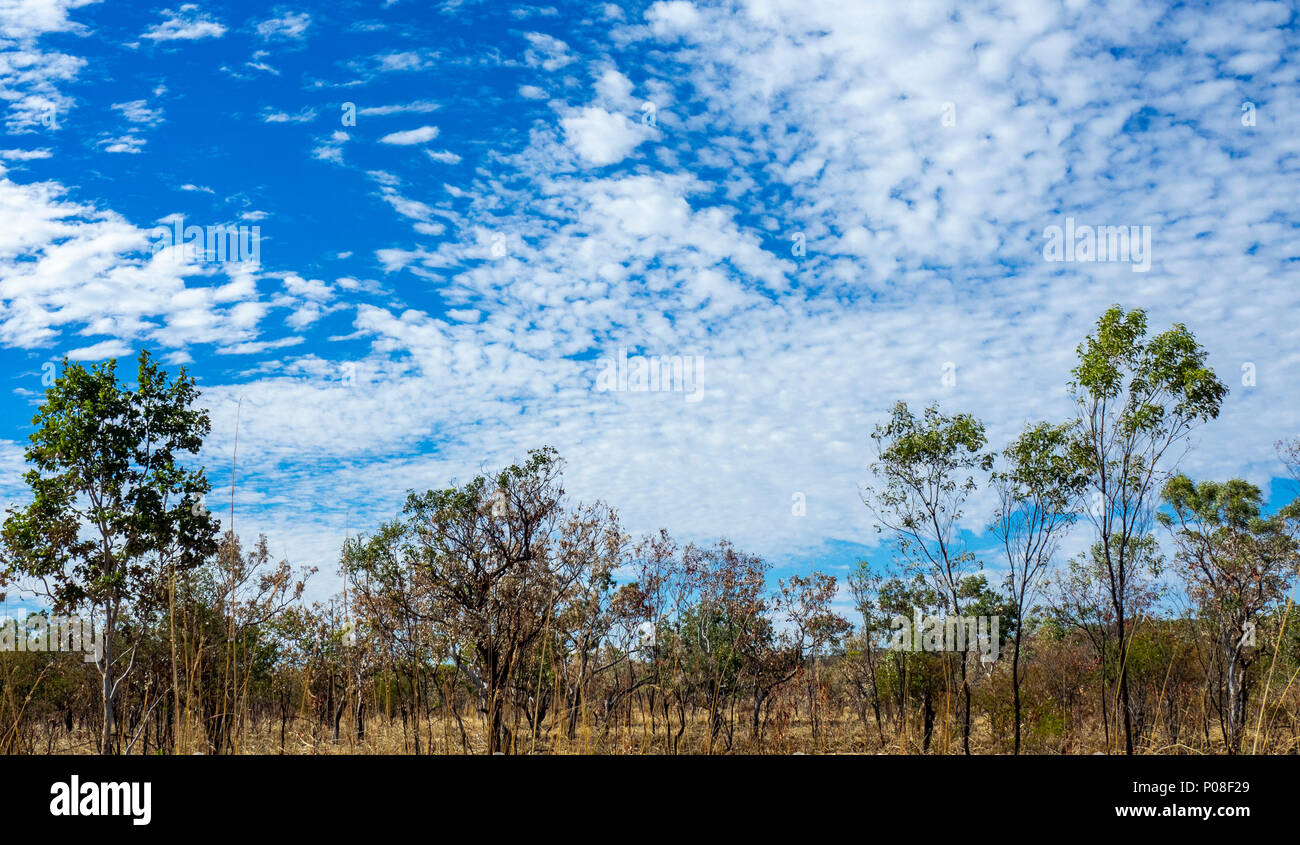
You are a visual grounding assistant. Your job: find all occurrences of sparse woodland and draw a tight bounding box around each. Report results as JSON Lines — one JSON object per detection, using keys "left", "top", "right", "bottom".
{"left": 3, "top": 305, "right": 1299, "bottom": 755}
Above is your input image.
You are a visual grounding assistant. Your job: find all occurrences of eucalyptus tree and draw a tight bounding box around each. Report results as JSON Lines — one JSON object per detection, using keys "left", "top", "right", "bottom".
{"left": 542, "top": 501, "right": 627, "bottom": 743}
{"left": 863, "top": 401, "right": 992, "bottom": 754}
{"left": 1067, "top": 305, "right": 1227, "bottom": 753}
{"left": 680, "top": 539, "right": 768, "bottom": 753}
{"left": 777, "top": 571, "right": 850, "bottom": 744}
{"left": 341, "top": 519, "right": 442, "bottom": 752}
{"left": 874, "top": 573, "right": 949, "bottom": 751}
{"left": 0, "top": 351, "right": 219, "bottom": 754}
{"left": 990, "top": 421, "right": 1082, "bottom": 753}
{"left": 1159, "top": 475, "right": 1300, "bottom": 753}
{"left": 736, "top": 614, "right": 801, "bottom": 745}
{"left": 399, "top": 447, "right": 566, "bottom": 754}
{"left": 1047, "top": 535, "right": 1164, "bottom": 751}
{"left": 846, "top": 564, "right": 890, "bottom": 746}
{"left": 630, "top": 529, "right": 687, "bottom": 750}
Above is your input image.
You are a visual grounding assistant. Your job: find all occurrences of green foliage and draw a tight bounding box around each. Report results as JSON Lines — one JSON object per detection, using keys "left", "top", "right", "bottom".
{"left": 1071, "top": 305, "right": 1226, "bottom": 425}
{"left": 1159, "top": 473, "right": 1299, "bottom": 619}
{"left": 1068, "top": 304, "right": 1227, "bottom": 499}
{"left": 1, "top": 350, "right": 219, "bottom": 615}
{"left": 865, "top": 401, "right": 992, "bottom": 616}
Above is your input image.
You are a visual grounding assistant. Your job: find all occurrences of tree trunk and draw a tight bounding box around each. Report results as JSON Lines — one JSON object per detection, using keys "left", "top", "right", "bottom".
{"left": 960, "top": 654, "right": 971, "bottom": 755}
{"left": 921, "top": 690, "right": 935, "bottom": 752}
{"left": 1117, "top": 613, "right": 1133, "bottom": 755}
{"left": 1012, "top": 630, "right": 1023, "bottom": 754}
{"left": 100, "top": 607, "right": 117, "bottom": 755}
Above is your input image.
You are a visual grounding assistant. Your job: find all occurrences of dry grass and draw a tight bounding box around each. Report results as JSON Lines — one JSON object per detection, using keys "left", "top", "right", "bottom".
{"left": 20, "top": 703, "right": 1300, "bottom": 755}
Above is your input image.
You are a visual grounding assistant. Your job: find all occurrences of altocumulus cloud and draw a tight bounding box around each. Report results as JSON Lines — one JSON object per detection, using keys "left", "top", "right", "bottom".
{"left": 0, "top": 0, "right": 1297, "bottom": 599}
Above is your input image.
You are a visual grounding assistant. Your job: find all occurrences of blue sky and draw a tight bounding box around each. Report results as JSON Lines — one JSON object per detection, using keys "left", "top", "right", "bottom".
{"left": 1, "top": 0, "right": 1299, "bottom": 613}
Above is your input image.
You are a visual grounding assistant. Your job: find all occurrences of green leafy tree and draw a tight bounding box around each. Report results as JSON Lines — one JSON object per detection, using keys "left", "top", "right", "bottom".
{"left": 863, "top": 401, "right": 992, "bottom": 754}
{"left": 1, "top": 351, "right": 219, "bottom": 754}
{"left": 1068, "top": 305, "right": 1226, "bottom": 753}
{"left": 1158, "top": 475, "right": 1300, "bottom": 752}
{"left": 990, "top": 421, "right": 1082, "bottom": 753}
{"left": 874, "top": 573, "right": 949, "bottom": 751}
{"left": 393, "top": 447, "right": 567, "bottom": 754}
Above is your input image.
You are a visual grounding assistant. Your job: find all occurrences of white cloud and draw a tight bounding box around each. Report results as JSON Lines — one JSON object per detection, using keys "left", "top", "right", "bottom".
{"left": 0, "top": 176, "right": 279, "bottom": 354}
{"left": 523, "top": 32, "right": 574, "bottom": 70}
{"left": 0, "top": 0, "right": 91, "bottom": 39}
{"left": 378, "top": 125, "right": 439, "bottom": 145}
{"left": 99, "top": 134, "right": 146, "bottom": 154}
{"left": 260, "top": 106, "right": 316, "bottom": 124}
{"left": 0, "top": 148, "right": 52, "bottom": 160}
{"left": 240, "top": 60, "right": 279, "bottom": 76}
{"left": 141, "top": 4, "right": 226, "bottom": 41}
{"left": 66, "top": 339, "right": 133, "bottom": 360}
{"left": 216, "top": 336, "right": 304, "bottom": 355}
{"left": 0, "top": 2, "right": 86, "bottom": 133}
{"left": 424, "top": 149, "right": 461, "bottom": 165}
{"left": 646, "top": 1, "right": 702, "bottom": 36}
{"left": 312, "top": 130, "right": 349, "bottom": 163}
{"left": 111, "top": 99, "right": 164, "bottom": 126}
{"left": 256, "top": 11, "right": 310, "bottom": 40}
{"left": 594, "top": 68, "right": 635, "bottom": 106}
{"left": 371, "top": 50, "right": 436, "bottom": 73}
{"left": 560, "top": 106, "right": 653, "bottom": 166}
{"left": 357, "top": 100, "right": 438, "bottom": 116}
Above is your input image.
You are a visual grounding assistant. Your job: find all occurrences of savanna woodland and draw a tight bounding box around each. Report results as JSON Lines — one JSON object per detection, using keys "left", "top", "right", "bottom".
{"left": 2, "top": 305, "right": 1299, "bottom": 756}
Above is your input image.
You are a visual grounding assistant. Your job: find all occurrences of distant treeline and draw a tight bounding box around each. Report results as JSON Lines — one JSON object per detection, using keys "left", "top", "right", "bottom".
{"left": 2, "top": 305, "right": 1298, "bottom": 755}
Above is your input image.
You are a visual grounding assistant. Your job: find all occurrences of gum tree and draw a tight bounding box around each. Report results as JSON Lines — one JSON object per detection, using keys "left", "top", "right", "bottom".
{"left": 863, "top": 401, "right": 992, "bottom": 755}
{"left": 846, "top": 564, "right": 890, "bottom": 747}
{"left": 990, "top": 421, "right": 1082, "bottom": 753}
{"left": 777, "top": 571, "right": 850, "bottom": 745}
{"left": 1158, "top": 475, "right": 1300, "bottom": 753}
{"left": 1068, "top": 305, "right": 1226, "bottom": 754}
{"left": 1047, "top": 535, "right": 1164, "bottom": 750}
{"left": 398, "top": 447, "right": 566, "bottom": 754}
{"left": 0, "top": 351, "right": 219, "bottom": 754}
